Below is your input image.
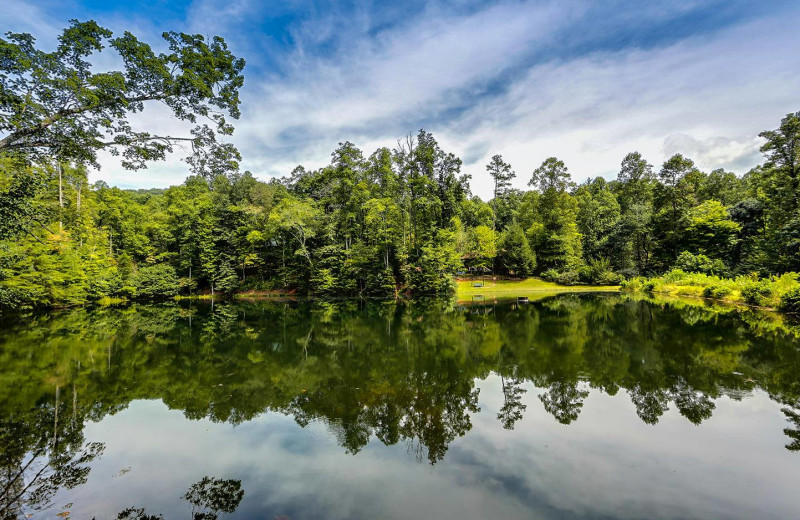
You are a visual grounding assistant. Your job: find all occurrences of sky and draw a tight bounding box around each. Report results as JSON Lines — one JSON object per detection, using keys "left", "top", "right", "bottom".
{"left": 3, "top": 0, "right": 800, "bottom": 198}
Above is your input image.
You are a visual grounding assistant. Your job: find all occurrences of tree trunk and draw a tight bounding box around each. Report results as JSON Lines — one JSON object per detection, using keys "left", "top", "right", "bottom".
{"left": 58, "top": 163, "right": 63, "bottom": 230}
{"left": 53, "top": 386, "right": 60, "bottom": 448}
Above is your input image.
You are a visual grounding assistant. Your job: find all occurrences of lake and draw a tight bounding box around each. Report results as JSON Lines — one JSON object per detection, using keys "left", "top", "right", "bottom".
{"left": 1, "top": 294, "right": 799, "bottom": 520}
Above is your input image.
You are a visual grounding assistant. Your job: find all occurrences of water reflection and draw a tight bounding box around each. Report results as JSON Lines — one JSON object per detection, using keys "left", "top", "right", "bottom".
{"left": 1, "top": 400, "right": 104, "bottom": 519}
{"left": 116, "top": 476, "right": 244, "bottom": 520}
{"left": 1, "top": 294, "right": 799, "bottom": 518}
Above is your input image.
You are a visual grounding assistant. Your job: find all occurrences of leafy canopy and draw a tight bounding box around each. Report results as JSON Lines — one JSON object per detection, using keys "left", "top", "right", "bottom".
{"left": 0, "top": 20, "right": 245, "bottom": 177}
{"left": 529, "top": 157, "right": 572, "bottom": 193}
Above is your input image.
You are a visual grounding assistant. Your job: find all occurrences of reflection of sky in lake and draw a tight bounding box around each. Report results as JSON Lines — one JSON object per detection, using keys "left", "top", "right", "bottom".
{"left": 47, "top": 375, "right": 799, "bottom": 520}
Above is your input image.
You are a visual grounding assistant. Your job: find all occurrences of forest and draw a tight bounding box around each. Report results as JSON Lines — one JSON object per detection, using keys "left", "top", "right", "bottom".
{"left": 1, "top": 21, "right": 800, "bottom": 309}
{"left": 3, "top": 115, "right": 800, "bottom": 309}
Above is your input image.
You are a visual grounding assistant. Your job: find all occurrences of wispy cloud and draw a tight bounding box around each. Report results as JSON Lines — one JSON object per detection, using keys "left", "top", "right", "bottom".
{"left": 2, "top": 0, "right": 800, "bottom": 196}
{"left": 440, "top": 12, "right": 800, "bottom": 194}
{"left": 226, "top": 1, "right": 800, "bottom": 197}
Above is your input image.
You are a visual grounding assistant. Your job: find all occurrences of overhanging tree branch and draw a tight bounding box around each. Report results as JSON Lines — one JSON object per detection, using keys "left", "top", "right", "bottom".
{"left": 0, "top": 20, "right": 245, "bottom": 176}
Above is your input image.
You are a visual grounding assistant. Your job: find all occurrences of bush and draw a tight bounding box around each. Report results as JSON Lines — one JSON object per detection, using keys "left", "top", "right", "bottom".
{"left": 579, "top": 258, "right": 611, "bottom": 284}
{"left": 576, "top": 258, "right": 623, "bottom": 285}
{"left": 778, "top": 287, "right": 800, "bottom": 314}
{"left": 556, "top": 271, "right": 579, "bottom": 285}
{"left": 621, "top": 269, "right": 800, "bottom": 312}
{"left": 675, "top": 251, "right": 727, "bottom": 276}
{"left": 620, "top": 277, "right": 654, "bottom": 292}
{"left": 213, "top": 262, "right": 240, "bottom": 293}
{"left": 542, "top": 269, "right": 579, "bottom": 285}
{"left": 741, "top": 280, "right": 773, "bottom": 306}
{"left": 0, "top": 285, "right": 42, "bottom": 309}
{"left": 540, "top": 269, "right": 560, "bottom": 283}
{"left": 597, "top": 271, "right": 624, "bottom": 285}
{"left": 702, "top": 284, "right": 731, "bottom": 299}
{"left": 662, "top": 269, "right": 689, "bottom": 284}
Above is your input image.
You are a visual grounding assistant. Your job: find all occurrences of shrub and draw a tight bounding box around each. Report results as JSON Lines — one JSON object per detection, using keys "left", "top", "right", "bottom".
{"left": 620, "top": 268, "right": 800, "bottom": 312}
{"left": 556, "top": 271, "right": 579, "bottom": 285}
{"left": 363, "top": 267, "right": 397, "bottom": 297}
{"left": 741, "top": 280, "right": 773, "bottom": 306}
{"left": 597, "top": 271, "right": 624, "bottom": 285}
{"left": 675, "top": 251, "right": 727, "bottom": 276}
{"left": 541, "top": 269, "right": 560, "bottom": 283}
{"left": 0, "top": 285, "right": 42, "bottom": 309}
{"left": 577, "top": 258, "right": 622, "bottom": 285}
{"left": 619, "top": 278, "right": 636, "bottom": 291}
{"left": 702, "top": 285, "right": 731, "bottom": 299}
{"left": 620, "top": 277, "right": 654, "bottom": 292}
{"left": 662, "top": 269, "right": 689, "bottom": 284}
{"left": 773, "top": 272, "right": 800, "bottom": 293}
{"left": 213, "top": 262, "right": 240, "bottom": 293}
{"left": 778, "top": 287, "right": 800, "bottom": 314}
{"left": 579, "top": 258, "right": 611, "bottom": 283}
{"left": 311, "top": 267, "right": 337, "bottom": 296}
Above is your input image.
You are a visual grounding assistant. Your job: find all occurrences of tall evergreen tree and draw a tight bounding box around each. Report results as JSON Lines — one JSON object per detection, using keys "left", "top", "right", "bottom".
{"left": 486, "top": 154, "right": 516, "bottom": 230}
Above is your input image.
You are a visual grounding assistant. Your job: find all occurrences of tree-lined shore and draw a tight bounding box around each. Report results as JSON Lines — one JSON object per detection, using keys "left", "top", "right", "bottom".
{"left": 1, "top": 22, "right": 799, "bottom": 310}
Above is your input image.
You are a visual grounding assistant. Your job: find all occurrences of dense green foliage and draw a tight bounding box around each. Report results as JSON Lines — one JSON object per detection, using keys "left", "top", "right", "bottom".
{"left": 2, "top": 111, "right": 800, "bottom": 308}
{"left": 2, "top": 23, "right": 800, "bottom": 309}
{"left": 622, "top": 270, "right": 800, "bottom": 308}
{"left": 0, "top": 20, "right": 244, "bottom": 175}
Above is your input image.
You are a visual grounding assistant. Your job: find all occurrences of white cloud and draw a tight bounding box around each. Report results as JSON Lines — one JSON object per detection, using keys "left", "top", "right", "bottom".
{"left": 228, "top": 2, "right": 800, "bottom": 198}
{"left": 2, "top": 1, "right": 800, "bottom": 196}
{"left": 661, "top": 134, "right": 762, "bottom": 171}
{"left": 441, "top": 12, "right": 800, "bottom": 196}
{"left": 0, "top": 0, "right": 64, "bottom": 44}
{"left": 229, "top": 1, "right": 586, "bottom": 180}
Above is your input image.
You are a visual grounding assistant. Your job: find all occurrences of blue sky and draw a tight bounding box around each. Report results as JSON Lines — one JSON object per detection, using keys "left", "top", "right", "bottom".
{"left": 3, "top": 0, "right": 800, "bottom": 197}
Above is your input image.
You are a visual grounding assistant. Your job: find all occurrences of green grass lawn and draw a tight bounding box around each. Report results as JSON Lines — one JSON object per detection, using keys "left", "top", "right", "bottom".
{"left": 456, "top": 277, "right": 619, "bottom": 302}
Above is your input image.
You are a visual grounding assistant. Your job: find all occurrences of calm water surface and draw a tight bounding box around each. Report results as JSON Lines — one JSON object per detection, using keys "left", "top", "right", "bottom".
{"left": 1, "top": 294, "right": 799, "bottom": 519}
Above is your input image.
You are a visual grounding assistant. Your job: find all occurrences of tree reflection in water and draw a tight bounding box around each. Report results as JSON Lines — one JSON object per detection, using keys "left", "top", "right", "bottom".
{"left": 1, "top": 294, "right": 800, "bottom": 516}
{"left": 1, "top": 406, "right": 104, "bottom": 519}
{"left": 116, "top": 477, "right": 244, "bottom": 520}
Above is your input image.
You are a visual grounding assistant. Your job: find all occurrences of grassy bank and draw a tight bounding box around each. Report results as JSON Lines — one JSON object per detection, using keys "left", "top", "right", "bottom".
{"left": 171, "top": 279, "right": 620, "bottom": 304}
{"left": 621, "top": 270, "right": 800, "bottom": 312}
{"left": 456, "top": 277, "right": 619, "bottom": 302}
